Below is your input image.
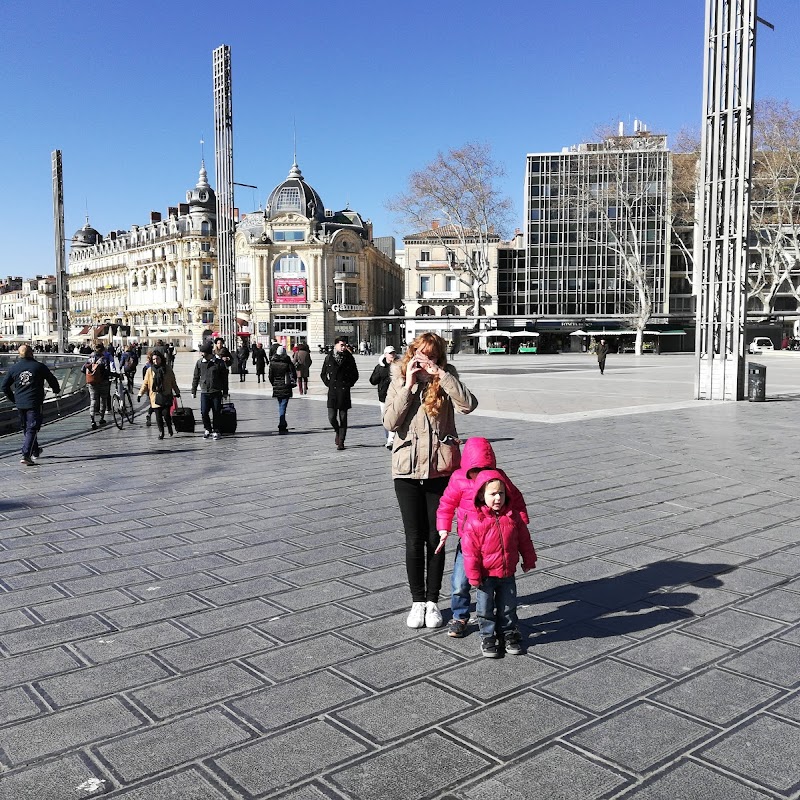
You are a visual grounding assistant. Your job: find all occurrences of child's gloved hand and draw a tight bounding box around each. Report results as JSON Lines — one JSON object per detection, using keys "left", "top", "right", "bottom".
{"left": 434, "top": 530, "right": 448, "bottom": 554}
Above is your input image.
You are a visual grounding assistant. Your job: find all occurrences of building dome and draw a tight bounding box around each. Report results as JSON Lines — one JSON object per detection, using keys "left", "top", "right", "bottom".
{"left": 186, "top": 162, "right": 216, "bottom": 212}
{"left": 265, "top": 161, "right": 325, "bottom": 222}
{"left": 71, "top": 220, "right": 101, "bottom": 248}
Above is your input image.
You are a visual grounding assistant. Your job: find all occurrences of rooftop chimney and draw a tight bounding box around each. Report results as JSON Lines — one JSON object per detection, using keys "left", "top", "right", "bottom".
{"left": 431, "top": 220, "right": 439, "bottom": 230}
{"left": 150, "top": 211, "right": 162, "bottom": 224}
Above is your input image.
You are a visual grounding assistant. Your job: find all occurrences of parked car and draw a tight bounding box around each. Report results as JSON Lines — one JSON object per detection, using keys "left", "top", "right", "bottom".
{"left": 748, "top": 337, "right": 775, "bottom": 354}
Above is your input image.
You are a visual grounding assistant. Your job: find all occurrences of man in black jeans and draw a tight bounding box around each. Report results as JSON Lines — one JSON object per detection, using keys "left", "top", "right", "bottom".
{"left": 320, "top": 337, "right": 359, "bottom": 450}
{"left": 1, "top": 345, "right": 61, "bottom": 466}
{"left": 191, "top": 342, "right": 227, "bottom": 440}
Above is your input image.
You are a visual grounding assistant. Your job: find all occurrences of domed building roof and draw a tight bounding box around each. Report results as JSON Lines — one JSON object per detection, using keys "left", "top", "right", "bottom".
{"left": 265, "top": 161, "right": 325, "bottom": 222}
{"left": 71, "top": 219, "right": 102, "bottom": 248}
{"left": 186, "top": 162, "right": 216, "bottom": 213}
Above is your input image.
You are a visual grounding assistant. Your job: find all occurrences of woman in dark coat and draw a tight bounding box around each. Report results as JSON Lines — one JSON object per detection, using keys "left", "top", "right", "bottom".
{"left": 268, "top": 346, "right": 296, "bottom": 433}
{"left": 320, "top": 336, "right": 359, "bottom": 450}
{"left": 252, "top": 343, "right": 269, "bottom": 383}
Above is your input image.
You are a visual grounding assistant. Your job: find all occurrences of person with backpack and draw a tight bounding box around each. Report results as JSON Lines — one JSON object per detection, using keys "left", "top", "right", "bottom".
{"left": 82, "top": 343, "right": 112, "bottom": 429}
{"left": 120, "top": 344, "right": 139, "bottom": 390}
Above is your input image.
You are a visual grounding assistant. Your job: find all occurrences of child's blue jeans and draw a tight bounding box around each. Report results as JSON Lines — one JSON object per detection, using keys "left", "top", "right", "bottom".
{"left": 451, "top": 542, "right": 471, "bottom": 622}
{"left": 476, "top": 576, "right": 518, "bottom": 641}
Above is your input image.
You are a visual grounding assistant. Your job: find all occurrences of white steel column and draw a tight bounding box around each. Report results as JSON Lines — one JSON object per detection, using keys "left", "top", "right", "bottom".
{"left": 213, "top": 45, "right": 237, "bottom": 346}
{"left": 694, "top": 0, "right": 758, "bottom": 400}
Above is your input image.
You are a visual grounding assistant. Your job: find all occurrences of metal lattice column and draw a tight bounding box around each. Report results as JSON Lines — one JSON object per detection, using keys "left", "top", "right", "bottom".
{"left": 213, "top": 45, "right": 237, "bottom": 346}
{"left": 694, "top": 0, "right": 758, "bottom": 400}
{"left": 51, "top": 150, "right": 69, "bottom": 354}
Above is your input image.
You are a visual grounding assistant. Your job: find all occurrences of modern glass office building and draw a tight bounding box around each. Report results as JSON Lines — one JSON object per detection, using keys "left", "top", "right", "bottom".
{"left": 499, "top": 130, "right": 672, "bottom": 320}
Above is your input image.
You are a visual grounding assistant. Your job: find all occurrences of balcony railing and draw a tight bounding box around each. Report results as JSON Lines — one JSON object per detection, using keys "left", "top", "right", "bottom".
{"left": 333, "top": 270, "right": 359, "bottom": 281}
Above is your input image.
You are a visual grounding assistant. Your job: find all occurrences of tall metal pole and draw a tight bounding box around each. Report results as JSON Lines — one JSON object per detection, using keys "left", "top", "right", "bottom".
{"left": 694, "top": 0, "right": 758, "bottom": 400}
{"left": 213, "top": 45, "right": 237, "bottom": 349}
{"left": 51, "top": 150, "right": 69, "bottom": 354}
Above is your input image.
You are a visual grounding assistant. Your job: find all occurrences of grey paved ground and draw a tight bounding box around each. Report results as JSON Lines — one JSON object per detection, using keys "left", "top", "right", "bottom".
{"left": 0, "top": 352, "right": 798, "bottom": 799}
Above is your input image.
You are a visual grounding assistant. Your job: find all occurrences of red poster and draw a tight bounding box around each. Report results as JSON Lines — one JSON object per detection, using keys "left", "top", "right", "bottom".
{"left": 274, "top": 278, "right": 307, "bottom": 304}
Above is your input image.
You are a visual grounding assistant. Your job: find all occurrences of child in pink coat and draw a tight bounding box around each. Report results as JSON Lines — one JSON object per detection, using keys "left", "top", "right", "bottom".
{"left": 460, "top": 470, "right": 537, "bottom": 658}
{"left": 436, "top": 437, "right": 529, "bottom": 638}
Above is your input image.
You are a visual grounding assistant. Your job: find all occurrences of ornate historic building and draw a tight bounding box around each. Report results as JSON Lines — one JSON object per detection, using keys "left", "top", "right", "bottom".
{"left": 67, "top": 164, "right": 218, "bottom": 348}
{"left": 234, "top": 161, "right": 402, "bottom": 349}
{"left": 66, "top": 161, "right": 401, "bottom": 351}
{"left": 402, "top": 223, "right": 501, "bottom": 346}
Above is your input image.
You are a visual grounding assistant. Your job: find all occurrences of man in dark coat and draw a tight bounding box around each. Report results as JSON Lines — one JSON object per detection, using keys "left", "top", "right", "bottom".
{"left": 321, "top": 336, "right": 359, "bottom": 450}
{"left": 268, "top": 346, "right": 296, "bottom": 433}
{"left": 1, "top": 345, "right": 61, "bottom": 465}
{"left": 596, "top": 338, "right": 609, "bottom": 375}
{"left": 251, "top": 343, "right": 269, "bottom": 383}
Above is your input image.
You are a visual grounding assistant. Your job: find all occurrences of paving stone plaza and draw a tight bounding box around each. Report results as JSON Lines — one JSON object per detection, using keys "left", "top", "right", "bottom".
{"left": 0, "top": 352, "right": 798, "bottom": 800}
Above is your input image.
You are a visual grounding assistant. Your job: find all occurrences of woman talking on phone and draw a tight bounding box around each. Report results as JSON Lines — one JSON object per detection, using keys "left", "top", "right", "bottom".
{"left": 384, "top": 332, "right": 478, "bottom": 628}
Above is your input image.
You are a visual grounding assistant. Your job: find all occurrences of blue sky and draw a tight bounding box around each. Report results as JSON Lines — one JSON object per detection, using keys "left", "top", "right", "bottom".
{"left": 2, "top": 0, "right": 799, "bottom": 278}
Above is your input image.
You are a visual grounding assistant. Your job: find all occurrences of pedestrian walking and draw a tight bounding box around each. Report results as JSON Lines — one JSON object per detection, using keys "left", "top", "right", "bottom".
{"left": 252, "top": 343, "right": 268, "bottom": 384}
{"left": 384, "top": 332, "right": 477, "bottom": 628}
{"left": 436, "top": 437, "right": 529, "bottom": 638}
{"left": 236, "top": 340, "right": 250, "bottom": 383}
{"left": 459, "top": 471, "right": 537, "bottom": 657}
{"left": 191, "top": 342, "right": 226, "bottom": 440}
{"left": 596, "top": 338, "right": 609, "bottom": 374}
{"left": 292, "top": 342, "right": 312, "bottom": 395}
{"left": 268, "top": 345, "right": 296, "bottom": 434}
{"left": 82, "top": 343, "right": 112, "bottom": 429}
{"left": 120, "top": 344, "right": 139, "bottom": 391}
{"left": 1, "top": 345, "right": 61, "bottom": 465}
{"left": 369, "top": 345, "right": 397, "bottom": 449}
{"left": 321, "top": 337, "right": 359, "bottom": 450}
{"left": 213, "top": 338, "right": 231, "bottom": 395}
{"left": 138, "top": 350, "right": 181, "bottom": 440}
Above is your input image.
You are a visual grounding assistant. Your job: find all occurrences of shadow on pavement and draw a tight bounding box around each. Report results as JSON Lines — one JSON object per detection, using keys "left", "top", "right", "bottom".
{"left": 518, "top": 560, "right": 734, "bottom": 643}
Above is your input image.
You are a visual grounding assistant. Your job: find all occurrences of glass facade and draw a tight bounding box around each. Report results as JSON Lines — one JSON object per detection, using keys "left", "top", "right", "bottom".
{"left": 500, "top": 135, "right": 671, "bottom": 318}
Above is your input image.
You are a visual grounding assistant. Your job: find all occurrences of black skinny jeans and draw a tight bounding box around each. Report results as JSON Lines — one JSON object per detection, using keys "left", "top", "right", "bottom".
{"left": 153, "top": 406, "right": 173, "bottom": 435}
{"left": 327, "top": 408, "right": 348, "bottom": 437}
{"left": 394, "top": 476, "right": 450, "bottom": 603}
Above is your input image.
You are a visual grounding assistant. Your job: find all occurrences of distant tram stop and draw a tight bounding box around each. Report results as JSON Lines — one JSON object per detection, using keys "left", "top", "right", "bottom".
{"left": 747, "top": 363, "right": 766, "bottom": 402}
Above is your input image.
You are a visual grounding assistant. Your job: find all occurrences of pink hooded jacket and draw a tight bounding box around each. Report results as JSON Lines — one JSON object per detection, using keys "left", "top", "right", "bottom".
{"left": 460, "top": 470, "right": 537, "bottom": 585}
{"left": 436, "top": 437, "right": 529, "bottom": 534}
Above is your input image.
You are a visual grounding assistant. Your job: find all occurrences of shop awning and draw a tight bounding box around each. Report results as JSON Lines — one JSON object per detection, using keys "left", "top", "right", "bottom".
{"left": 467, "top": 330, "right": 539, "bottom": 339}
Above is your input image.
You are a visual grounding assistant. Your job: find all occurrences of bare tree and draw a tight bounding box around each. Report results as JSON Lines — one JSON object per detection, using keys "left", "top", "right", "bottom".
{"left": 388, "top": 142, "right": 513, "bottom": 317}
{"left": 671, "top": 128, "right": 701, "bottom": 289}
{"left": 748, "top": 98, "right": 800, "bottom": 314}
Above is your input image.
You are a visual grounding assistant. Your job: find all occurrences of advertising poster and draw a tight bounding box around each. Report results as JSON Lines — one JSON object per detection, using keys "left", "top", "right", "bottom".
{"left": 274, "top": 278, "right": 307, "bottom": 304}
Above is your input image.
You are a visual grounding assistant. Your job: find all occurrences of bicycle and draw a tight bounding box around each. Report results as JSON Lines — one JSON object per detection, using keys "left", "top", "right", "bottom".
{"left": 110, "top": 373, "right": 135, "bottom": 430}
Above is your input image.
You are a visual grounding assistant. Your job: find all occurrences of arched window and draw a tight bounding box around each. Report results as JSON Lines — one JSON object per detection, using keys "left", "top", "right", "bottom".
{"left": 441, "top": 305, "right": 460, "bottom": 316}
{"left": 417, "top": 305, "right": 434, "bottom": 316}
{"left": 274, "top": 255, "right": 306, "bottom": 274}
{"left": 275, "top": 187, "right": 303, "bottom": 213}
{"left": 201, "top": 221, "right": 210, "bottom": 236}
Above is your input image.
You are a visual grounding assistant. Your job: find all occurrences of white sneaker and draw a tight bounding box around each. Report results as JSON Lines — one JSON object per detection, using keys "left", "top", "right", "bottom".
{"left": 425, "top": 601, "right": 443, "bottom": 628}
{"left": 406, "top": 602, "right": 426, "bottom": 628}
{"left": 212, "top": 432, "right": 221, "bottom": 440}
{"left": 203, "top": 430, "right": 212, "bottom": 440}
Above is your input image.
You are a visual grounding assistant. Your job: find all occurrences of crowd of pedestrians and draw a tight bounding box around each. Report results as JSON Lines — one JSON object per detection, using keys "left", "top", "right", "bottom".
{"left": 4, "top": 332, "right": 542, "bottom": 658}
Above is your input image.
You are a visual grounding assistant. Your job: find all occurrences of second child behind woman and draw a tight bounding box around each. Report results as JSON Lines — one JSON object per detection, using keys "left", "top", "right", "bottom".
{"left": 436, "top": 437, "right": 529, "bottom": 638}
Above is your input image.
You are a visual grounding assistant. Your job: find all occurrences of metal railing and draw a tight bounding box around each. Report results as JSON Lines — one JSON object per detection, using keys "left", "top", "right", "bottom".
{"left": 0, "top": 354, "right": 89, "bottom": 435}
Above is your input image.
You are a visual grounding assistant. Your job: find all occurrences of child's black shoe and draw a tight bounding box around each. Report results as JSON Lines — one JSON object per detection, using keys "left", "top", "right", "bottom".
{"left": 504, "top": 631, "right": 524, "bottom": 655}
{"left": 481, "top": 638, "right": 501, "bottom": 658}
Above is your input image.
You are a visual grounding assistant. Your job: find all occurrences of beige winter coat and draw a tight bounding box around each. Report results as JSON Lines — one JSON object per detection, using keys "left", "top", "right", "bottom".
{"left": 383, "top": 363, "right": 477, "bottom": 480}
